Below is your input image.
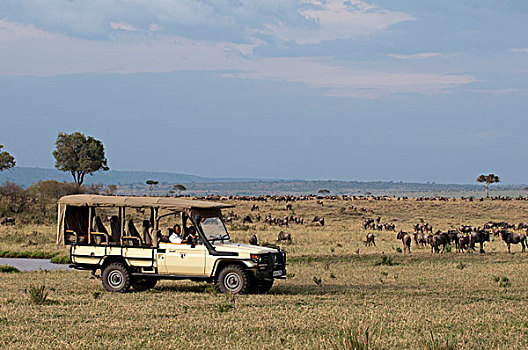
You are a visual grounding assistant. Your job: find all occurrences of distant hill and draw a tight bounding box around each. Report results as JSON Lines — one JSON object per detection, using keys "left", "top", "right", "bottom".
{"left": 0, "top": 167, "right": 266, "bottom": 187}
{"left": 1, "top": 167, "right": 525, "bottom": 197}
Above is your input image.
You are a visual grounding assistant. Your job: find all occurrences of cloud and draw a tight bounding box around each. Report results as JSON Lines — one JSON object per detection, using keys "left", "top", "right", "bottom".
{"left": 511, "top": 47, "right": 528, "bottom": 53}
{"left": 388, "top": 52, "right": 444, "bottom": 60}
{"left": 109, "top": 22, "right": 139, "bottom": 32}
{"left": 266, "top": 0, "right": 415, "bottom": 44}
{"left": 0, "top": 0, "right": 413, "bottom": 44}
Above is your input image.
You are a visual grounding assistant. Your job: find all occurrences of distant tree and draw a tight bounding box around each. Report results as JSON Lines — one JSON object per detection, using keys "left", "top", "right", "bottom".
{"left": 85, "top": 183, "right": 104, "bottom": 195}
{"left": 476, "top": 174, "right": 500, "bottom": 198}
{"left": 173, "top": 184, "right": 187, "bottom": 195}
{"left": 318, "top": 189, "right": 330, "bottom": 194}
{"left": 0, "top": 145, "right": 16, "bottom": 171}
{"left": 27, "top": 180, "right": 81, "bottom": 216}
{"left": 168, "top": 190, "right": 175, "bottom": 196}
{"left": 52, "top": 132, "right": 109, "bottom": 188}
{"left": 146, "top": 180, "right": 159, "bottom": 196}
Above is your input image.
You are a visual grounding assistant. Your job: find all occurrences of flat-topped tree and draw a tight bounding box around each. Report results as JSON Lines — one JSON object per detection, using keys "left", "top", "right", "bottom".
{"left": 476, "top": 173, "right": 500, "bottom": 198}
{"left": 146, "top": 180, "right": 159, "bottom": 196}
{"left": 0, "top": 145, "right": 15, "bottom": 171}
{"left": 173, "top": 184, "right": 187, "bottom": 196}
{"left": 53, "top": 132, "right": 109, "bottom": 188}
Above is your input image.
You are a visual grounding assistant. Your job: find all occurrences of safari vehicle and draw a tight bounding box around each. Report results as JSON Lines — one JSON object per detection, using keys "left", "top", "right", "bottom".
{"left": 57, "top": 195, "right": 286, "bottom": 294}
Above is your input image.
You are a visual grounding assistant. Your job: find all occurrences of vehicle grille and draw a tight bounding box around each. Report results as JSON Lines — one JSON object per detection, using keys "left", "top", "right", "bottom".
{"left": 261, "top": 252, "right": 285, "bottom": 266}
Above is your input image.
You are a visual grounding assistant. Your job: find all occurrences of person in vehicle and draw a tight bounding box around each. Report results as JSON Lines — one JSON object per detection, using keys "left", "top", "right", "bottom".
{"left": 182, "top": 226, "right": 199, "bottom": 244}
{"left": 169, "top": 224, "right": 183, "bottom": 243}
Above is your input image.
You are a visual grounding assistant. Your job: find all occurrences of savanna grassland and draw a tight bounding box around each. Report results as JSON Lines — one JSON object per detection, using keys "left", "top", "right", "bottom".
{"left": 1, "top": 197, "right": 528, "bottom": 349}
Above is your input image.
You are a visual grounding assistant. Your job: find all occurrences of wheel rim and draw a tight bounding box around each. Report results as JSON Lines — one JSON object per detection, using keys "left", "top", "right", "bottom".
{"left": 108, "top": 270, "right": 124, "bottom": 289}
{"left": 224, "top": 272, "right": 242, "bottom": 292}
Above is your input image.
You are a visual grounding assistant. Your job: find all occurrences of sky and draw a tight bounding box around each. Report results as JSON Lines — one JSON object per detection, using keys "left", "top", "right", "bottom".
{"left": 0, "top": 0, "right": 527, "bottom": 184}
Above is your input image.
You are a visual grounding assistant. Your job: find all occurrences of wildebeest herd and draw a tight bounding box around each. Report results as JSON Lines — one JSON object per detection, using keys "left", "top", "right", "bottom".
{"left": 373, "top": 221, "right": 528, "bottom": 254}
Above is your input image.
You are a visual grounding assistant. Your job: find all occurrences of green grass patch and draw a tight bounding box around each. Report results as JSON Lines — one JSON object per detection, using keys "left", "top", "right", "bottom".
{"left": 0, "top": 250, "right": 59, "bottom": 259}
{"left": 0, "top": 265, "right": 20, "bottom": 273}
{"left": 50, "top": 255, "right": 70, "bottom": 264}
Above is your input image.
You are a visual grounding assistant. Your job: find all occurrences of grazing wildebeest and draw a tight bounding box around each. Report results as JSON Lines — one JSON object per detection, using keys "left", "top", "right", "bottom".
{"left": 364, "top": 233, "right": 376, "bottom": 247}
{"left": 397, "top": 231, "right": 411, "bottom": 253}
{"left": 0, "top": 217, "right": 15, "bottom": 226}
{"left": 277, "top": 231, "right": 292, "bottom": 243}
{"left": 432, "top": 231, "right": 451, "bottom": 253}
{"left": 285, "top": 203, "right": 293, "bottom": 210}
{"left": 313, "top": 216, "right": 325, "bottom": 226}
{"left": 469, "top": 229, "right": 490, "bottom": 253}
{"left": 248, "top": 234, "right": 258, "bottom": 245}
{"left": 242, "top": 215, "right": 253, "bottom": 224}
{"left": 414, "top": 232, "right": 425, "bottom": 247}
{"left": 500, "top": 230, "right": 526, "bottom": 253}
{"left": 256, "top": 214, "right": 261, "bottom": 222}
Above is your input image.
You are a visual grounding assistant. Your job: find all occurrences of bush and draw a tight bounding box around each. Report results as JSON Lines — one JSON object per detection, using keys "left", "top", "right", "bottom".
{"left": 50, "top": 255, "right": 70, "bottom": 264}
{"left": 493, "top": 275, "right": 511, "bottom": 288}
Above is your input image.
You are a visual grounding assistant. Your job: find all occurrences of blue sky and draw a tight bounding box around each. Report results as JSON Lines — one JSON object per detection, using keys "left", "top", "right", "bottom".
{"left": 0, "top": 1, "right": 526, "bottom": 183}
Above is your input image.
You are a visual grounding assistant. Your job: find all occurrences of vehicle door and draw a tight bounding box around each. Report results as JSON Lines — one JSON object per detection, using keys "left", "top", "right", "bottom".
{"left": 162, "top": 243, "right": 207, "bottom": 276}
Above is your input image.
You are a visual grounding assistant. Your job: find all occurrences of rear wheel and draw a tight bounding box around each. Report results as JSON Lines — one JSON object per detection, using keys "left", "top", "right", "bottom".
{"left": 102, "top": 262, "right": 131, "bottom": 293}
{"left": 217, "top": 265, "right": 251, "bottom": 294}
{"left": 131, "top": 277, "right": 157, "bottom": 291}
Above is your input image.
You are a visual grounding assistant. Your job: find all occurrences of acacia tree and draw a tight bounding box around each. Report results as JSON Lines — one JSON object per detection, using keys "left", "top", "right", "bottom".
{"left": 0, "top": 145, "right": 16, "bottom": 171}
{"left": 173, "top": 184, "right": 186, "bottom": 196}
{"left": 476, "top": 173, "right": 500, "bottom": 198}
{"left": 52, "top": 132, "right": 109, "bottom": 188}
{"left": 146, "top": 180, "right": 159, "bottom": 196}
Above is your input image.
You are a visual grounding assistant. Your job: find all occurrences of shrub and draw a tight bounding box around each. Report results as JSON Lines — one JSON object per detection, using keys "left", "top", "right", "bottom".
{"left": 50, "top": 255, "right": 70, "bottom": 264}
{"left": 454, "top": 262, "right": 465, "bottom": 270}
{"left": 493, "top": 275, "right": 511, "bottom": 288}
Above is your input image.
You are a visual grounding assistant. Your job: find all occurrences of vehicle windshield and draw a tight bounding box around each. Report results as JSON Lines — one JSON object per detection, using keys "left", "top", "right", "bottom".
{"left": 200, "top": 217, "right": 230, "bottom": 241}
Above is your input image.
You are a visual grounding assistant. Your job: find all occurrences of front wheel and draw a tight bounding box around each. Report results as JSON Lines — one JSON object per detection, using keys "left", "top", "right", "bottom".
{"left": 102, "top": 262, "right": 131, "bottom": 293}
{"left": 217, "top": 265, "right": 251, "bottom": 294}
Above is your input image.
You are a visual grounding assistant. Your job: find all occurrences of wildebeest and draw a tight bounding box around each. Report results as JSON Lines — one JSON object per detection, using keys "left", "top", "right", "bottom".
{"left": 500, "top": 230, "right": 526, "bottom": 253}
{"left": 432, "top": 231, "right": 451, "bottom": 253}
{"left": 313, "top": 216, "right": 325, "bottom": 226}
{"left": 397, "top": 231, "right": 411, "bottom": 253}
{"left": 469, "top": 228, "right": 490, "bottom": 253}
{"left": 414, "top": 232, "right": 425, "bottom": 247}
{"left": 285, "top": 203, "right": 293, "bottom": 210}
{"left": 277, "top": 231, "right": 292, "bottom": 243}
{"left": 0, "top": 217, "right": 15, "bottom": 225}
{"left": 364, "top": 233, "right": 376, "bottom": 246}
{"left": 248, "top": 234, "right": 258, "bottom": 245}
{"left": 242, "top": 215, "right": 253, "bottom": 224}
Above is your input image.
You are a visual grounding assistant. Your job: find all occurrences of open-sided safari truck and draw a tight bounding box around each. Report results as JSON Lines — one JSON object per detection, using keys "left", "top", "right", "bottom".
{"left": 57, "top": 195, "right": 286, "bottom": 294}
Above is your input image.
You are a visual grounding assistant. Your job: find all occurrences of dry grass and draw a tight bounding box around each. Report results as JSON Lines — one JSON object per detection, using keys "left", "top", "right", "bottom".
{"left": 1, "top": 198, "right": 528, "bottom": 349}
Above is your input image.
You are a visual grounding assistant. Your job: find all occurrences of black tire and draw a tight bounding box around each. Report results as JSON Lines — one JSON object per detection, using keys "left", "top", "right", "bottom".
{"left": 252, "top": 279, "right": 274, "bottom": 294}
{"left": 102, "top": 262, "right": 131, "bottom": 293}
{"left": 131, "top": 277, "right": 157, "bottom": 292}
{"left": 217, "top": 265, "right": 251, "bottom": 294}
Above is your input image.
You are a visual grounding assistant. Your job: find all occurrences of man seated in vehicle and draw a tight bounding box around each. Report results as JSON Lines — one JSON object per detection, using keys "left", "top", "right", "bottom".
{"left": 169, "top": 224, "right": 183, "bottom": 243}
{"left": 182, "top": 226, "right": 199, "bottom": 244}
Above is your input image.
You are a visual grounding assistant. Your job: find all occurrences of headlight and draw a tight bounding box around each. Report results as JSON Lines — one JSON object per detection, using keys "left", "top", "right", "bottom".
{"left": 250, "top": 254, "right": 262, "bottom": 263}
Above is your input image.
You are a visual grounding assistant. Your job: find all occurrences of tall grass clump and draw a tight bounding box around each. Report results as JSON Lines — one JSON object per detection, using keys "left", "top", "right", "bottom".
{"left": 333, "top": 325, "right": 377, "bottom": 350}
{"left": 423, "top": 331, "right": 457, "bottom": 350}
{"left": 25, "top": 284, "right": 49, "bottom": 305}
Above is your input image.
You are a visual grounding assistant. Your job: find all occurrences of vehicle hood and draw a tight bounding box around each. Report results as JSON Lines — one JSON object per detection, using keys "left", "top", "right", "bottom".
{"left": 212, "top": 242, "right": 280, "bottom": 254}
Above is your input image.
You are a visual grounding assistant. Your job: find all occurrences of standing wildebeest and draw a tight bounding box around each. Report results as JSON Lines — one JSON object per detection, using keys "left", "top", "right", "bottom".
{"left": 277, "top": 231, "right": 292, "bottom": 243}
{"left": 248, "top": 234, "right": 258, "bottom": 245}
{"left": 469, "top": 229, "right": 490, "bottom": 253}
{"left": 242, "top": 215, "right": 253, "bottom": 224}
{"left": 285, "top": 203, "right": 293, "bottom": 210}
{"left": 364, "top": 233, "right": 376, "bottom": 247}
{"left": 500, "top": 230, "right": 526, "bottom": 253}
{"left": 432, "top": 231, "right": 451, "bottom": 253}
{"left": 0, "top": 217, "right": 15, "bottom": 225}
{"left": 397, "top": 231, "right": 411, "bottom": 253}
{"left": 414, "top": 232, "right": 425, "bottom": 247}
